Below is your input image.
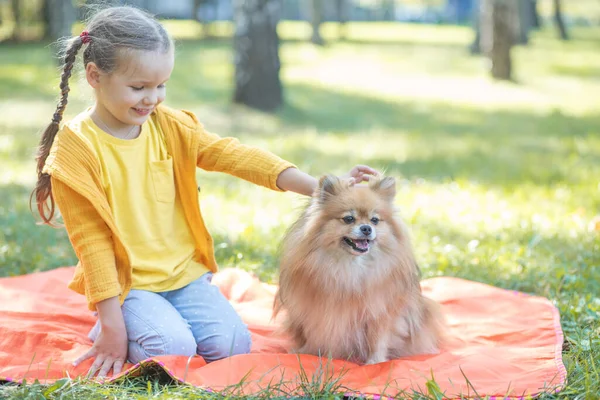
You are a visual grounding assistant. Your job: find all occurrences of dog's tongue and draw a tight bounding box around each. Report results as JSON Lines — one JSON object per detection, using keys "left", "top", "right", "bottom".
{"left": 354, "top": 239, "right": 369, "bottom": 250}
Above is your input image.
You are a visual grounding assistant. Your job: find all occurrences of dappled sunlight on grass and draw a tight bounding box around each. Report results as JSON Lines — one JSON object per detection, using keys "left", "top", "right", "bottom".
{"left": 0, "top": 183, "right": 75, "bottom": 276}
{"left": 404, "top": 181, "right": 594, "bottom": 242}
{"left": 0, "top": 100, "right": 56, "bottom": 128}
{"left": 163, "top": 20, "right": 473, "bottom": 45}
{"left": 537, "top": 0, "right": 600, "bottom": 19}
{"left": 281, "top": 31, "right": 600, "bottom": 115}
{"left": 0, "top": 43, "right": 62, "bottom": 100}
{"left": 192, "top": 173, "right": 301, "bottom": 282}
{"left": 0, "top": 98, "right": 91, "bottom": 186}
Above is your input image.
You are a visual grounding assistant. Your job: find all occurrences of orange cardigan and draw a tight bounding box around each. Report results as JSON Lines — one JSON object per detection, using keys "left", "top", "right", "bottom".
{"left": 43, "top": 105, "right": 295, "bottom": 311}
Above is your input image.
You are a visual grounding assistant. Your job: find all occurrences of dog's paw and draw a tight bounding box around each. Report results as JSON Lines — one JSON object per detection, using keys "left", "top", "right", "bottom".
{"left": 365, "top": 355, "right": 388, "bottom": 365}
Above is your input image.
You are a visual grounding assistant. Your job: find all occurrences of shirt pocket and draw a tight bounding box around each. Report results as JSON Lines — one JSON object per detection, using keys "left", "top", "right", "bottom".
{"left": 150, "top": 158, "right": 175, "bottom": 203}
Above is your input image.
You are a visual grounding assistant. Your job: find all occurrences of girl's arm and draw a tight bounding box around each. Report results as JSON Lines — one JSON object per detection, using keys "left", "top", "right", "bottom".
{"left": 276, "top": 165, "right": 380, "bottom": 196}
{"left": 52, "top": 179, "right": 128, "bottom": 377}
{"left": 188, "top": 112, "right": 379, "bottom": 194}
{"left": 195, "top": 127, "right": 294, "bottom": 192}
{"left": 275, "top": 168, "right": 317, "bottom": 196}
{"left": 52, "top": 178, "right": 121, "bottom": 308}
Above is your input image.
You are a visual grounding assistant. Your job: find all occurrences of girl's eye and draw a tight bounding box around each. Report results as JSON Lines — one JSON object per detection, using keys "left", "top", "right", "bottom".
{"left": 371, "top": 217, "right": 380, "bottom": 225}
{"left": 158, "top": 84, "right": 166, "bottom": 89}
{"left": 342, "top": 216, "right": 355, "bottom": 224}
{"left": 131, "top": 86, "right": 143, "bottom": 91}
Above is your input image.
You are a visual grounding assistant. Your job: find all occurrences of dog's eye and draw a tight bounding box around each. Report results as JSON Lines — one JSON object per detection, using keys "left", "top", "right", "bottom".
{"left": 342, "top": 216, "right": 355, "bottom": 224}
{"left": 370, "top": 217, "right": 380, "bottom": 225}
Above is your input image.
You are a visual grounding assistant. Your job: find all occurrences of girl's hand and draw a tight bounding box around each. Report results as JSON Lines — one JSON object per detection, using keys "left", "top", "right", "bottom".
{"left": 340, "top": 165, "right": 380, "bottom": 184}
{"left": 73, "top": 297, "right": 128, "bottom": 379}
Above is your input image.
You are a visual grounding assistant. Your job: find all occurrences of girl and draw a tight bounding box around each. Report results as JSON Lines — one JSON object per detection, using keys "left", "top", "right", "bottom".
{"left": 32, "top": 6, "right": 377, "bottom": 379}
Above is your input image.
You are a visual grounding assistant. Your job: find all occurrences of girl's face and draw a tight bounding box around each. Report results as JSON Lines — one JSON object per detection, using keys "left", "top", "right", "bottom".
{"left": 86, "top": 48, "right": 174, "bottom": 130}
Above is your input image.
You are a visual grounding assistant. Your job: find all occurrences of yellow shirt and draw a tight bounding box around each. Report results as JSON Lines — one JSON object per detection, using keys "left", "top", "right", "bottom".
{"left": 67, "top": 113, "right": 209, "bottom": 291}
{"left": 45, "top": 105, "right": 295, "bottom": 311}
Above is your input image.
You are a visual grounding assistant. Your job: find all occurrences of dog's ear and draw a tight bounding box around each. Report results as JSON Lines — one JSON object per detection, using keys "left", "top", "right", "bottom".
{"left": 317, "top": 174, "right": 340, "bottom": 203}
{"left": 370, "top": 176, "right": 396, "bottom": 201}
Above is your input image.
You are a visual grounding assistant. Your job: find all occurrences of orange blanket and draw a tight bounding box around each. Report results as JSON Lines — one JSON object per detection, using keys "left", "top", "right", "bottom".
{"left": 0, "top": 267, "right": 565, "bottom": 399}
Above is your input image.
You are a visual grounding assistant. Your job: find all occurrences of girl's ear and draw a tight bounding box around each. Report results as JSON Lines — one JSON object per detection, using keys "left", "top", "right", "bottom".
{"left": 85, "top": 62, "right": 102, "bottom": 88}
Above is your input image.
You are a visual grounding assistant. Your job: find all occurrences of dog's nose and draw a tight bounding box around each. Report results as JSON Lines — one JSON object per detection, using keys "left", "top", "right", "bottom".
{"left": 360, "top": 225, "right": 372, "bottom": 236}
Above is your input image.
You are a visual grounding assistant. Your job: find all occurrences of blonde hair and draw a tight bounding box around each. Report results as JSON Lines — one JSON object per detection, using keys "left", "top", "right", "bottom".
{"left": 31, "top": 6, "right": 173, "bottom": 224}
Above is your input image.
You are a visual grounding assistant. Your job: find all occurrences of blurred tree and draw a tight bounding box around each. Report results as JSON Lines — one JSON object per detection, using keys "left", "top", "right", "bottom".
{"left": 469, "top": 0, "right": 481, "bottom": 54}
{"left": 193, "top": 0, "right": 212, "bottom": 38}
{"left": 382, "top": 0, "right": 395, "bottom": 21}
{"left": 553, "top": 0, "right": 568, "bottom": 40}
{"left": 9, "top": 0, "right": 21, "bottom": 41}
{"left": 310, "top": 0, "right": 324, "bottom": 45}
{"left": 516, "top": 0, "right": 532, "bottom": 44}
{"left": 232, "top": 0, "right": 283, "bottom": 112}
{"left": 480, "top": 0, "right": 517, "bottom": 80}
{"left": 473, "top": 0, "right": 531, "bottom": 52}
{"left": 43, "top": 0, "right": 76, "bottom": 40}
{"left": 530, "top": 0, "right": 541, "bottom": 29}
{"left": 335, "top": 0, "right": 348, "bottom": 40}
{"left": 447, "top": 0, "right": 474, "bottom": 23}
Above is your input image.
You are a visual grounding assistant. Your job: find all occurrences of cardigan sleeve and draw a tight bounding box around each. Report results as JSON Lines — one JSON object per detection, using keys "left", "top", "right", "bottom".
{"left": 195, "top": 126, "right": 296, "bottom": 192}
{"left": 52, "top": 177, "right": 121, "bottom": 309}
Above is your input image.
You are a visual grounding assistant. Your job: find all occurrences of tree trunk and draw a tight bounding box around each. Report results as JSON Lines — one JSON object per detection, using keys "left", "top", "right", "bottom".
{"left": 193, "top": 0, "right": 203, "bottom": 20}
{"left": 382, "top": 0, "right": 395, "bottom": 21}
{"left": 469, "top": 0, "right": 481, "bottom": 54}
{"left": 193, "top": 0, "right": 213, "bottom": 38}
{"left": 530, "top": 0, "right": 541, "bottom": 29}
{"left": 481, "top": 0, "right": 516, "bottom": 80}
{"left": 553, "top": 0, "right": 568, "bottom": 40}
{"left": 44, "top": 0, "right": 76, "bottom": 40}
{"left": 9, "top": 0, "right": 21, "bottom": 41}
{"left": 310, "top": 0, "right": 324, "bottom": 45}
{"left": 516, "top": 0, "right": 531, "bottom": 44}
{"left": 233, "top": 0, "right": 283, "bottom": 112}
{"left": 335, "top": 0, "right": 348, "bottom": 40}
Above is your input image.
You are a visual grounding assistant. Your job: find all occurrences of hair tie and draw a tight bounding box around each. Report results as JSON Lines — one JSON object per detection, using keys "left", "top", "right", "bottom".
{"left": 51, "top": 113, "right": 61, "bottom": 125}
{"left": 80, "top": 30, "right": 91, "bottom": 44}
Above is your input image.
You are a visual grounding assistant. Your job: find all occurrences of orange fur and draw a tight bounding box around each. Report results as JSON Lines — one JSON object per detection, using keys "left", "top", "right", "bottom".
{"left": 273, "top": 175, "right": 445, "bottom": 364}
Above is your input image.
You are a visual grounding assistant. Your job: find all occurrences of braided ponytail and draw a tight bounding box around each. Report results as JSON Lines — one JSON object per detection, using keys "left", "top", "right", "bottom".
{"left": 31, "top": 36, "right": 85, "bottom": 225}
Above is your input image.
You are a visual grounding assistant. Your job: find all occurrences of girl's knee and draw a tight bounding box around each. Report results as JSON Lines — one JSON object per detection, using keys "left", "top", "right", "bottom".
{"left": 197, "top": 324, "right": 252, "bottom": 362}
{"left": 166, "top": 330, "right": 198, "bottom": 357}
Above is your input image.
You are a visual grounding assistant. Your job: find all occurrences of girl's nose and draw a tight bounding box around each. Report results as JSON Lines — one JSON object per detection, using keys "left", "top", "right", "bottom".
{"left": 143, "top": 91, "right": 158, "bottom": 105}
{"left": 142, "top": 96, "right": 155, "bottom": 106}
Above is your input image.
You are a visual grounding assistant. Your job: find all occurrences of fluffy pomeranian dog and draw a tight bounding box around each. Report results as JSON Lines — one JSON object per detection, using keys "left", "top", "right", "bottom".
{"left": 273, "top": 175, "right": 445, "bottom": 364}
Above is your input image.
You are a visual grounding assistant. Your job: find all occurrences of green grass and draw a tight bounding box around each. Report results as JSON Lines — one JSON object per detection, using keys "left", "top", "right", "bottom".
{"left": 1, "top": 21, "right": 600, "bottom": 398}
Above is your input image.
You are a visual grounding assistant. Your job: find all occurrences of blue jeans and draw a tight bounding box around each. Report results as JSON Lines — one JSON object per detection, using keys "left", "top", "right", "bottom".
{"left": 88, "top": 272, "right": 252, "bottom": 363}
